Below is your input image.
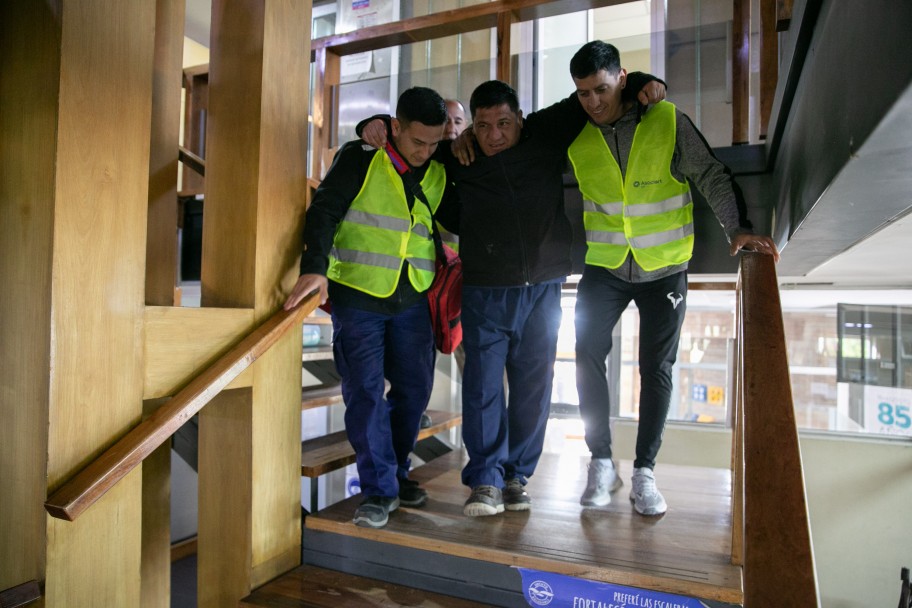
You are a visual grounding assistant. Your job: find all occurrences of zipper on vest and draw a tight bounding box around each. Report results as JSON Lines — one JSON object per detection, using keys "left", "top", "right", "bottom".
{"left": 606, "top": 125, "right": 634, "bottom": 281}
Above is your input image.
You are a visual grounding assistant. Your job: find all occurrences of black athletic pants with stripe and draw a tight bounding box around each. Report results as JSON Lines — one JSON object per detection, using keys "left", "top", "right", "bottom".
{"left": 574, "top": 266, "right": 687, "bottom": 470}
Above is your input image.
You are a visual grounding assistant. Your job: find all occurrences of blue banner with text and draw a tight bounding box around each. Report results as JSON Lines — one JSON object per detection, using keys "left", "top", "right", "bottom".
{"left": 518, "top": 569, "right": 712, "bottom": 608}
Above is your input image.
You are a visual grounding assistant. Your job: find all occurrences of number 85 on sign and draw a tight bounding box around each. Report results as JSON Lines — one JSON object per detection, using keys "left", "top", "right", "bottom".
{"left": 869, "top": 401, "right": 911, "bottom": 436}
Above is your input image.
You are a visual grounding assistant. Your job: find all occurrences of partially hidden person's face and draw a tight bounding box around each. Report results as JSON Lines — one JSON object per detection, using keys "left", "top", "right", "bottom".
{"left": 473, "top": 103, "right": 523, "bottom": 156}
{"left": 391, "top": 119, "right": 445, "bottom": 167}
{"left": 444, "top": 101, "right": 467, "bottom": 140}
{"left": 573, "top": 67, "right": 628, "bottom": 126}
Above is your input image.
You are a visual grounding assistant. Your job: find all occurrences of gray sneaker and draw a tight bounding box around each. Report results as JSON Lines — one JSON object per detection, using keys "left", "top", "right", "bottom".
{"left": 463, "top": 485, "right": 504, "bottom": 517}
{"left": 580, "top": 458, "right": 622, "bottom": 506}
{"left": 503, "top": 478, "right": 532, "bottom": 511}
{"left": 629, "top": 467, "right": 667, "bottom": 515}
{"left": 353, "top": 495, "right": 400, "bottom": 528}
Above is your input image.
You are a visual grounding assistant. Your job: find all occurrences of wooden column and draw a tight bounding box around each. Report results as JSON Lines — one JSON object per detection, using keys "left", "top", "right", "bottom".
{"left": 142, "top": 1, "right": 186, "bottom": 606}
{"left": 311, "top": 47, "right": 340, "bottom": 182}
{"left": 1, "top": 0, "right": 154, "bottom": 605}
{"left": 0, "top": 0, "right": 58, "bottom": 594}
{"left": 758, "top": 0, "right": 778, "bottom": 140}
{"left": 732, "top": 0, "right": 751, "bottom": 144}
{"left": 146, "top": 0, "right": 185, "bottom": 307}
{"left": 496, "top": 10, "right": 515, "bottom": 83}
{"left": 198, "top": 1, "right": 311, "bottom": 605}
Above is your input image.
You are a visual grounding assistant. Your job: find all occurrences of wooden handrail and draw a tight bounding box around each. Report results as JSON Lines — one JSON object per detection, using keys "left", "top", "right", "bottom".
{"left": 0, "top": 580, "right": 41, "bottom": 608}
{"left": 178, "top": 146, "right": 205, "bottom": 177}
{"left": 44, "top": 295, "right": 319, "bottom": 522}
{"left": 736, "top": 253, "right": 819, "bottom": 606}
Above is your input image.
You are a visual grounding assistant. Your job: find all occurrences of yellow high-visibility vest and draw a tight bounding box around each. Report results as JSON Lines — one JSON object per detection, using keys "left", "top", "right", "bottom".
{"left": 568, "top": 101, "right": 693, "bottom": 272}
{"left": 328, "top": 150, "right": 445, "bottom": 297}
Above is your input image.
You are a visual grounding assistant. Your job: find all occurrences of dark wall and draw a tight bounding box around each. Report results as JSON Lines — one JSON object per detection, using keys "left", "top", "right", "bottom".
{"left": 765, "top": 0, "right": 912, "bottom": 274}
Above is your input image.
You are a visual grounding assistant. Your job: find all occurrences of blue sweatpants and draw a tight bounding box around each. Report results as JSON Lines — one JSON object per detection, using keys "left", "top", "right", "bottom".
{"left": 331, "top": 300, "right": 436, "bottom": 499}
{"left": 460, "top": 282, "right": 562, "bottom": 489}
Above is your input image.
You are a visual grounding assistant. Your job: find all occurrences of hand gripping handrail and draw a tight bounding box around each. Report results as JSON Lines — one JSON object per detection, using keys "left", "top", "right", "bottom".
{"left": 44, "top": 295, "right": 318, "bottom": 521}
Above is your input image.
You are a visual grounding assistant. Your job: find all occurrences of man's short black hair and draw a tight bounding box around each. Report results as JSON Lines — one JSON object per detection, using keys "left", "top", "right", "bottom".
{"left": 396, "top": 87, "right": 447, "bottom": 127}
{"left": 570, "top": 40, "right": 622, "bottom": 80}
{"left": 469, "top": 80, "right": 520, "bottom": 118}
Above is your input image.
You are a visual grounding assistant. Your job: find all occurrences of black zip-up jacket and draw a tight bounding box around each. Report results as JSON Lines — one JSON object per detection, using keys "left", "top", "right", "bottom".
{"left": 356, "top": 72, "right": 659, "bottom": 288}
{"left": 434, "top": 97, "right": 580, "bottom": 287}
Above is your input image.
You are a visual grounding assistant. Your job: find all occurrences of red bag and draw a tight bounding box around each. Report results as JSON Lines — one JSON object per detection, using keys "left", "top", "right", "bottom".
{"left": 428, "top": 243, "right": 463, "bottom": 354}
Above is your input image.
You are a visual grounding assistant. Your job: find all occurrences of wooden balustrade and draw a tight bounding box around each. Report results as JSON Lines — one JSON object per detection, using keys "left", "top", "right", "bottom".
{"left": 734, "top": 253, "right": 819, "bottom": 606}
{"left": 44, "top": 295, "right": 319, "bottom": 522}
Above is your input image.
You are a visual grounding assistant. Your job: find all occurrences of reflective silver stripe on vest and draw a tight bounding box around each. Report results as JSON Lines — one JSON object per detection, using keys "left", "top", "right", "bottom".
{"left": 330, "top": 247, "right": 402, "bottom": 270}
{"left": 585, "top": 230, "right": 629, "bottom": 245}
{"left": 583, "top": 200, "right": 623, "bottom": 215}
{"left": 412, "top": 223, "right": 430, "bottom": 239}
{"left": 624, "top": 192, "right": 692, "bottom": 217}
{"left": 343, "top": 209, "right": 411, "bottom": 233}
{"left": 629, "top": 223, "right": 695, "bottom": 249}
{"left": 408, "top": 257, "right": 436, "bottom": 272}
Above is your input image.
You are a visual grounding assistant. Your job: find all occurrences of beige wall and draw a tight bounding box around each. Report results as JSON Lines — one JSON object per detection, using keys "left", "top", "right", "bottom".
{"left": 607, "top": 420, "right": 912, "bottom": 608}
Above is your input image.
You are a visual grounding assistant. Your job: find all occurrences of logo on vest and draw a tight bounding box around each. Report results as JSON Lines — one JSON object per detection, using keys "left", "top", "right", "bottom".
{"left": 633, "top": 179, "right": 663, "bottom": 187}
{"left": 667, "top": 292, "right": 684, "bottom": 309}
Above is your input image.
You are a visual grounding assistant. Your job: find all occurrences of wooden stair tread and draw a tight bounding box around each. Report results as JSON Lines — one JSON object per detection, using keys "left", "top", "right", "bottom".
{"left": 303, "top": 314, "right": 332, "bottom": 325}
{"left": 304, "top": 451, "right": 743, "bottom": 605}
{"left": 240, "top": 564, "right": 488, "bottom": 607}
{"left": 302, "top": 345, "right": 334, "bottom": 361}
{"left": 301, "top": 379, "right": 392, "bottom": 411}
{"left": 301, "top": 383, "right": 343, "bottom": 409}
{"left": 0, "top": 580, "right": 41, "bottom": 608}
{"left": 301, "top": 409, "right": 462, "bottom": 477}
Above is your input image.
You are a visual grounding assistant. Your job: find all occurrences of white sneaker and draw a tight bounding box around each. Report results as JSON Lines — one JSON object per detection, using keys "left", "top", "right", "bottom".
{"left": 629, "top": 467, "right": 667, "bottom": 515}
{"left": 580, "top": 458, "right": 622, "bottom": 506}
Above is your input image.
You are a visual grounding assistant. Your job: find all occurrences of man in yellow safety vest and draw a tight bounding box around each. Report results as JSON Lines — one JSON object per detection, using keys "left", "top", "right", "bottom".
{"left": 567, "top": 41, "right": 779, "bottom": 516}
{"left": 284, "top": 87, "right": 452, "bottom": 529}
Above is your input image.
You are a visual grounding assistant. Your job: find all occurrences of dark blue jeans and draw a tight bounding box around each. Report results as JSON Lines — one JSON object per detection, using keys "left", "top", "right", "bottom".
{"left": 574, "top": 267, "right": 687, "bottom": 470}
{"left": 460, "top": 282, "right": 562, "bottom": 488}
{"left": 331, "top": 300, "right": 436, "bottom": 498}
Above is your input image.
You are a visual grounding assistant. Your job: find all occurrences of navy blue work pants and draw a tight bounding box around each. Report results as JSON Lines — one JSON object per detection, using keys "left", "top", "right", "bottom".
{"left": 574, "top": 267, "right": 687, "bottom": 470}
{"left": 460, "top": 282, "right": 562, "bottom": 488}
{"left": 331, "top": 300, "right": 436, "bottom": 499}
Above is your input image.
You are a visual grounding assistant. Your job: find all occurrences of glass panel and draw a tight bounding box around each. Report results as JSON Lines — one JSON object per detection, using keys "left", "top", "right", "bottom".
{"left": 832, "top": 304, "right": 912, "bottom": 437}
{"left": 397, "top": 32, "right": 494, "bottom": 106}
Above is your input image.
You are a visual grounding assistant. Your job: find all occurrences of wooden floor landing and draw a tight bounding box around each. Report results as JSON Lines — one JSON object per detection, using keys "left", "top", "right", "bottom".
{"left": 306, "top": 450, "right": 743, "bottom": 605}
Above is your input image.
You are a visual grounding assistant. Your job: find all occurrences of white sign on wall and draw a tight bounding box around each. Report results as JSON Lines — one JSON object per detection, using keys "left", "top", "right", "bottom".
{"left": 341, "top": 51, "right": 373, "bottom": 78}
{"left": 863, "top": 385, "right": 912, "bottom": 437}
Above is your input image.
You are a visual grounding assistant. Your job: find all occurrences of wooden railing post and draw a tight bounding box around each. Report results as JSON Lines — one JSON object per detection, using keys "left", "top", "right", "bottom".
{"left": 737, "top": 253, "right": 819, "bottom": 606}
{"left": 198, "top": 1, "right": 313, "bottom": 604}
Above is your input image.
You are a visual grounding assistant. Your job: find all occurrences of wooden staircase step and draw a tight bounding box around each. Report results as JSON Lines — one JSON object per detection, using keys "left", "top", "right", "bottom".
{"left": 301, "top": 383, "right": 343, "bottom": 409}
{"left": 305, "top": 451, "right": 743, "bottom": 606}
{"left": 0, "top": 580, "right": 41, "bottom": 608}
{"left": 239, "top": 564, "right": 489, "bottom": 607}
{"left": 301, "top": 409, "right": 462, "bottom": 477}
{"left": 302, "top": 345, "right": 334, "bottom": 361}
